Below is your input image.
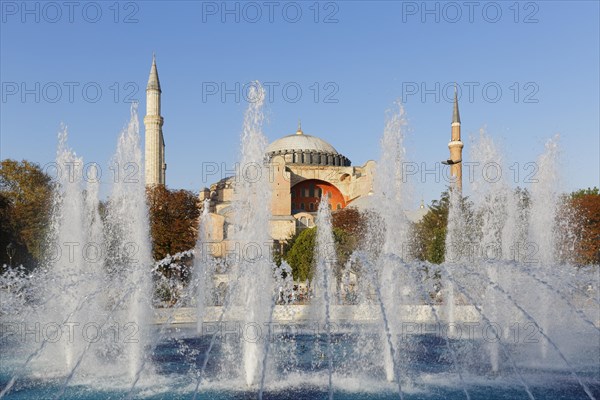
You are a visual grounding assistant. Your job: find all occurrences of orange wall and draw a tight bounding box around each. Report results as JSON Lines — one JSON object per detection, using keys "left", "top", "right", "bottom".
{"left": 291, "top": 179, "right": 346, "bottom": 212}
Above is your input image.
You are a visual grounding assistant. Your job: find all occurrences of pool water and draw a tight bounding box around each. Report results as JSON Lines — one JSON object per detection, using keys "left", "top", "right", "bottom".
{"left": 1, "top": 326, "right": 598, "bottom": 399}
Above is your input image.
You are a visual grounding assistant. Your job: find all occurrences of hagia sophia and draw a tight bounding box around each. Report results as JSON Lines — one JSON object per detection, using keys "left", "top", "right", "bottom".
{"left": 143, "top": 57, "right": 463, "bottom": 256}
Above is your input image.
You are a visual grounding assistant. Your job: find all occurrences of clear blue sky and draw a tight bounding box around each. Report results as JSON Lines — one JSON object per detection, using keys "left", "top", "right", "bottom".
{"left": 1, "top": 1, "right": 599, "bottom": 205}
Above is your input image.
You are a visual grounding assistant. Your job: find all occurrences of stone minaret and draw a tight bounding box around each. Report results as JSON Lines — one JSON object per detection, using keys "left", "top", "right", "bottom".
{"left": 144, "top": 54, "right": 166, "bottom": 186}
{"left": 448, "top": 89, "right": 463, "bottom": 191}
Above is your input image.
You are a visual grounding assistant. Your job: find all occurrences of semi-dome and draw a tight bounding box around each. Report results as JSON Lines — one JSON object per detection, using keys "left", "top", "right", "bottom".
{"left": 266, "top": 126, "right": 351, "bottom": 167}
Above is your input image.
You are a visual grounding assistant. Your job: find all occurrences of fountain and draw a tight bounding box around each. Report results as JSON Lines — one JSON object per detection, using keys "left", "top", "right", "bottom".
{"left": 0, "top": 90, "right": 598, "bottom": 399}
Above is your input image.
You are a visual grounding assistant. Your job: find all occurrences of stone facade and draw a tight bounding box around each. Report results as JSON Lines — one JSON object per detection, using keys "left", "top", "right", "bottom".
{"left": 199, "top": 127, "right": 376, "bottom": 256}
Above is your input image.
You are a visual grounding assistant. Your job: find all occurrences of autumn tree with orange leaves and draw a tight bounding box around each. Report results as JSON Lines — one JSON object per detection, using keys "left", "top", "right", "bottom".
{"left": 563, "top": 188, "right": 600, "bottom": 265}
{"left": 147, "top": 186, "right": 200, "bottom": 263}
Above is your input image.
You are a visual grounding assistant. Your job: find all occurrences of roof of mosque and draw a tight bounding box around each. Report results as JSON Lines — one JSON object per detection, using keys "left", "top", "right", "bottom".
{"left": 266, "top": 127, "right": 339, "bottom": 155}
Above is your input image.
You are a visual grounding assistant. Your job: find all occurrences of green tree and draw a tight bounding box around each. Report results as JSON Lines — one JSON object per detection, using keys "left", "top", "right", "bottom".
{"left": 413, "top": 191, "right": 450, "bottom": 264}
{"left": 0, "top": 160, "right": 53, "bottom": 269}
{"left": 412, "top": 189, "right": 479, "bottom": 264}
{"left": 284, "top": 227, "right": 355, "bottom": 282}
{"left": 570, "top": 187, "right": 599, "bottom": 198}
{"left": 284, "top": 228, "right": 315, "bottom": 281}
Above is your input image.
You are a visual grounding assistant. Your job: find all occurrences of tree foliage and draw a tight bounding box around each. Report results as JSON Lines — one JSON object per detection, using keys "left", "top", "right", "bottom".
{"left": 147, "top": 186, "right": 200, "bottom": 262}
{"left": 563, "top": 187, "right": 600, "bottom": 264}
{"left": 0, "top": 160, "right": 53, "bottom": 269}
{"left": 571, "top": 187, "right": 599, "bottom": 198}
{"left": 412, "top": 191, "right": 450, "bottom": 264}
{"left": 332, "top": 206, "right": 385, "bottom": 258}
{"left": 331, "top": 207, "right": 369, "bottom": 237}
{"left": 284, "top": 227, "right": 355, "bottom": 282}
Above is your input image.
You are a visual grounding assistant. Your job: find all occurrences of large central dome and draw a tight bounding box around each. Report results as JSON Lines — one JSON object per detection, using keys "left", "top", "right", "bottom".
{"left": 266, "top": 127, "right": 351, "bottom": 166}
{"left": 266, "top": 132, "right": 338, "bottom": 154}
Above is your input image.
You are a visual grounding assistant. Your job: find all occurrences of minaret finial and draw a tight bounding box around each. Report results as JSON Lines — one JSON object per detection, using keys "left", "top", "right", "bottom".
{"left": 296, "top": 119, "right": 303, "bottom": 135}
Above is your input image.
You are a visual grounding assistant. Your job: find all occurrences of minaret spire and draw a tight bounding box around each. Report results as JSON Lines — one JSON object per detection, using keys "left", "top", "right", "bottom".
{"left": 452, "top": 85, "right": 460, "bottom": 124}
{"left": 144, "top": 54, "right": 166, "bottom": 186}
{"left": 147, "top": 53, "right": 161, "bottom": 92}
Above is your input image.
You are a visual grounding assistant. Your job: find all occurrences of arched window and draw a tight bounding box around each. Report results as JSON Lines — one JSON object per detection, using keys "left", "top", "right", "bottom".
{"left": 337, "top": 203, "right": 342, "bottom": 210}
{"left": 309, "top": 203, "right": 314, "bottom": 211}
{"left": 300, "top": 203, "right": 305, "bottom": 210}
